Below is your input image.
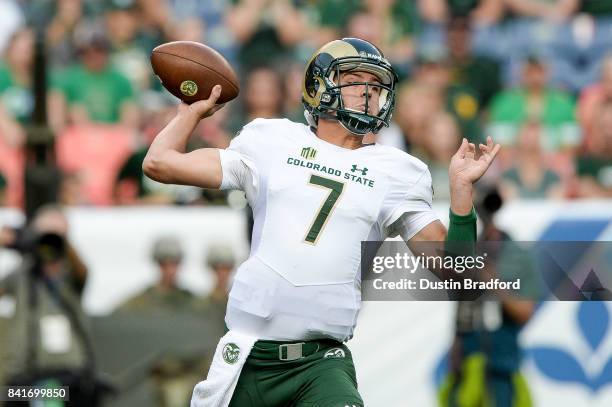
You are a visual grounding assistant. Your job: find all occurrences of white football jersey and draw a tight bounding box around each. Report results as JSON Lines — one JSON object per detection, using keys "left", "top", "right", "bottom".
{"left": 219, "top": 118, "right": 438, "bottom": 342}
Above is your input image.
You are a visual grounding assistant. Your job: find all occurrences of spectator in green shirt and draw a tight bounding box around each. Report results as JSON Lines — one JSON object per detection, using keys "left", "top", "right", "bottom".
{"left": 488, "top": 56, "right": 580, "bottom": 152}
{"left": 49, "top": 26, "right": 139, "bottom": 131}
{"left": 0, "top": 28, "right": 34, "bottom": 147}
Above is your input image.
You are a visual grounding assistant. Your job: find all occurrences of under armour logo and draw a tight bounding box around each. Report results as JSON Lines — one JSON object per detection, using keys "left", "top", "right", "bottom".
{"left": 350, "top": 164, "right": 368, "bottom": 176}
{"left": 324, "top": 348, "right": 346, "bottom": 358}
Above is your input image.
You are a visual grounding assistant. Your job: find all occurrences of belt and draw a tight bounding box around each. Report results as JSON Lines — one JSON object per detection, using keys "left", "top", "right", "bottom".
{"left": 251, "top": 339, "right": 339, "bottom": 361}
{"left": 278, "top": 342, "right": 317, "bottom": 361}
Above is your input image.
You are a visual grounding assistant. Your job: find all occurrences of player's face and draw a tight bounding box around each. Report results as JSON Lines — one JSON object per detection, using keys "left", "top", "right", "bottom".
{"left": 338, "top": 71, "right": 382, "bottom": 116}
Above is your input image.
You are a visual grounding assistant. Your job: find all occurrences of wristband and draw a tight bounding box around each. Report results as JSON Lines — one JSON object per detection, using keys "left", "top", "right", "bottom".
{"left": 446, "top": 207, "right": 477, "bottom": 242}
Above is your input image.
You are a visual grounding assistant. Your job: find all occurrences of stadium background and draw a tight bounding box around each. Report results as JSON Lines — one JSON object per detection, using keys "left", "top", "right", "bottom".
{"left": 0, "top": 0, "right": 611, "bottom": 406}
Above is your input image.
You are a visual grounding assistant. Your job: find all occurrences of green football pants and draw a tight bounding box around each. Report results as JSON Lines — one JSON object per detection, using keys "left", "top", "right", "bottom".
{"left": 228, "top": 339, "right": 364, "bottom": 407}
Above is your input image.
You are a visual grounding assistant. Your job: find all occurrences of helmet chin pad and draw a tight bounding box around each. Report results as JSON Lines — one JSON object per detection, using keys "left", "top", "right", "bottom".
{"left": 336, "top": 110, "right": 380, "bottom": 136}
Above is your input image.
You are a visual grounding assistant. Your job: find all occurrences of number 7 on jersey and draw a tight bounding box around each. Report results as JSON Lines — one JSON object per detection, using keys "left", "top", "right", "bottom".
{"left": 304, "top": 174, "right": 344, "bottom": 244}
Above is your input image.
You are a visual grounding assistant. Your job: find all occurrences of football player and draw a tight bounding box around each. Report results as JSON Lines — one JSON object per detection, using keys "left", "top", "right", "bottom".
{"left": 143, "top": 38, "right": 500, "bottom": 406}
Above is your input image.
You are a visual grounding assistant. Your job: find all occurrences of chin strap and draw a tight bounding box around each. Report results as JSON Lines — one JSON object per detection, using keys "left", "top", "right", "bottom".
{"left": 303, "top": 109, "right": 318, "bottom": 128}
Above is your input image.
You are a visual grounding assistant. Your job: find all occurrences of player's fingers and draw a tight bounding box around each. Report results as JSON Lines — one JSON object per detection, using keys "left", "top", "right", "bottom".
{"left": 478, "top": 137, "right": 493, "bottom": 154}
{"left": 481, "top": 142, "right": 501, "bottom": 164}
{"left": 199, "top": 85, "right": 222, "bottom": 111}
{"left": 190, "top": 85, "right": 222, "bottom": 118}
{"left": 465, "top": 143, "right": 476, "bottom": 159}
{"left": 490, "top": 143, "right": 501, "bottom": 159}
{"left": 455, "top": 138, "right": 468, "bottom": 158}
{"left": 207, "top": 85, "right": 222, "bottom": 106}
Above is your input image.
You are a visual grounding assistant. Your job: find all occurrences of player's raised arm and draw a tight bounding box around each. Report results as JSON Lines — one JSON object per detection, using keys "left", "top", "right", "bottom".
{"left": 142, "top": 85, "right": 226, "bottom": 189}
{"left": 408, "top": 136, "right": 501, "bottom": 243}
{"left": 397, "top": 137, "right": 500, "bottom": 285}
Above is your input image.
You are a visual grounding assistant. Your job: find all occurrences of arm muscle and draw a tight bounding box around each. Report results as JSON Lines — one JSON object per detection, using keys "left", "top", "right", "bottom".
{"left": 144, "top": 147, "right": 223, "bottom": 189}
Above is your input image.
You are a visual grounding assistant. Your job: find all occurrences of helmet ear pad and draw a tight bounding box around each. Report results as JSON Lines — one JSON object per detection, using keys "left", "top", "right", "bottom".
{"left": 319, "top": 77, "right": 340, "bottom": 109}
{"left": 320, "top": 92, "right": 333, "bottom": 104}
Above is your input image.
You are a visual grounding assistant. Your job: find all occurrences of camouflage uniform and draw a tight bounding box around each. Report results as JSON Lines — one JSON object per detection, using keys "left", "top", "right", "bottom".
{"left": 118, "top": 285, "right": 194, "bottom": 313}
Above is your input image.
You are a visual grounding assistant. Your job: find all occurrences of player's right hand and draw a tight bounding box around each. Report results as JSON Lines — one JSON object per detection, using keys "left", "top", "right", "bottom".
{"left": 178, "top": 84, "right": 225, "bottom": 120}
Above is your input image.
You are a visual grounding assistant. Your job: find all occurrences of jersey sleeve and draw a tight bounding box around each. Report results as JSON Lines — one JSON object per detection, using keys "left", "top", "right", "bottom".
{"left": 381, "top": 165, "right": 439, "bottom": 240}
{"left": 218, "top": 120, "right": 262, "bottom": 204}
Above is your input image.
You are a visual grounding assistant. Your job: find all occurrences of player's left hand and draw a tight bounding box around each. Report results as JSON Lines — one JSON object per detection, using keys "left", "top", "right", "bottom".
{"left": 449, "top": 136, "right": 501, "bottom": 186}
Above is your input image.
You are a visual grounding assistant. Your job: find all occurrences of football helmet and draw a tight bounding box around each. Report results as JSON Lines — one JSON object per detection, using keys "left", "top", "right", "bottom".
{"left": 302, "top": 37, "right": 398, "bottom": 135}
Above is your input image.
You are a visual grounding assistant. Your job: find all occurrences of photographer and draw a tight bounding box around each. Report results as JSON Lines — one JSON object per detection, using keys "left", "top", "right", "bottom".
{"left": 0, "top": 204, "right": 106, "bottom": 406}
{"left": 438, "top": 187, "right": 537, "bottom": 407}
{"left": 0, "top": 204, "right": 87, "bottom": 297}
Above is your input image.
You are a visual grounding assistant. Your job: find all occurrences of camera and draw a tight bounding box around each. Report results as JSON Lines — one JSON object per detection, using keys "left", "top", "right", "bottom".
{"left": 1, "top": 226, "right": 67, "bottom": 273}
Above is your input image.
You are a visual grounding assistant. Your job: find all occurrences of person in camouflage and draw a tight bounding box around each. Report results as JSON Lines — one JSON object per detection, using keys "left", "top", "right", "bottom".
{"left": 118, "top": 235, "right": 193, "bottom": 312}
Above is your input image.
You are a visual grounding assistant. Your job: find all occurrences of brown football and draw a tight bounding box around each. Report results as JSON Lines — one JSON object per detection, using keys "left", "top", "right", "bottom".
{"left": 150, "top": 41, "right": 239, "bottom": 104}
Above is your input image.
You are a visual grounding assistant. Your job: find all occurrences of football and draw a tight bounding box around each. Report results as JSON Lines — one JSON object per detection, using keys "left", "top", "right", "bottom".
{"left": 150, "top": 41, "right": 239, "bottom": 104}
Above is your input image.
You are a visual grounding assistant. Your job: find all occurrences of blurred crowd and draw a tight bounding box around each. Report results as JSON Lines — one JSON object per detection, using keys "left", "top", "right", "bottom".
{"left": 0, "top": 0, "right": 611, "bottom": 208}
